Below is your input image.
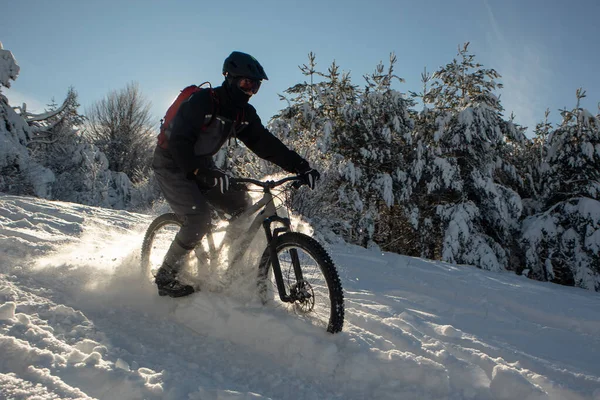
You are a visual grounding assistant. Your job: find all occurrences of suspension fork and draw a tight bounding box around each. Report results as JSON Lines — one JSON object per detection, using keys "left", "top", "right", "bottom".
{"left": 263, "top": 216, "right": 304, "bottom": 303}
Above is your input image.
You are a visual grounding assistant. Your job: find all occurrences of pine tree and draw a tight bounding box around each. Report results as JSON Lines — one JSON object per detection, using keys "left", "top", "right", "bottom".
{"left": 338, "top": 53, "right": 414, "bottom": 247}
{"left": 522, "top": 89, "right": 600, "bottom": 290}
{"left": 517, "top": 109, "right": 553, "bottom": 216}
{"left": 409, "top": 44, "right": 522, "bottom": 271}
{"left": 27, "top": 87, "right": 85, "bottom": 175}
{"left": 424, "top": 42, "right": 503, "bottom": 112}
{"left": 545, "top": 89, "right": 599, "bottom": 204}
{"left": 266, "top": 54, "right": 361, "bottom": 239}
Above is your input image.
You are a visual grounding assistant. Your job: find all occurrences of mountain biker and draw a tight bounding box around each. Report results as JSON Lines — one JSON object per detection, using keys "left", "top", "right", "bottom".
{"left": 151, "top": 51, "right": 320, "bottom": 298}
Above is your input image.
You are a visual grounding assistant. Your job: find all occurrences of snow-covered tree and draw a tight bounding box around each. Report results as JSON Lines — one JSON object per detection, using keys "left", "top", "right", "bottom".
{"left": 84, "top": 82, "right": 156, "bottom": 183}
{"left": 0, "top": 41, "right": 55, "bottom": 197}
{"left": 411, "top": 107, "right": 522, "bottom": 271}
{"left": 0, "top": 43, "right": 142, "bottom": 209}
{"left": 267, "top": 54, "right": 361, "bottom": 238}
{"left": 24, "top": 87, "right": 87, "bottom": 198}
{"left": 0, "top": 41, "right": 19, "bottom": 91}
{"left": 266, "top": 54, "right": 416, "bottom": 246}
{"left": 409, "top": 44, "right": 523, "bottom": 271}
{"left": 337, "top": 54, "right": 414, "bottom": 247}
{"left": 424, "top": 42, "right": 503, "bottom": 112}
{"left": 521, "top": 89, "right": 600, "bottom": 290}
{"left": 494, "top": 115, "right": 530, "bottom": 196}
{"left": 9, "top": 86, "right": 138, "bottom": 209}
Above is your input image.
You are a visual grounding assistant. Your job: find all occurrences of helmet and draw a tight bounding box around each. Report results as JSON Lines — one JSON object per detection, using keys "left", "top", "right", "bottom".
{"left": 222, "top": 51, "right": 268, "bottom": 81}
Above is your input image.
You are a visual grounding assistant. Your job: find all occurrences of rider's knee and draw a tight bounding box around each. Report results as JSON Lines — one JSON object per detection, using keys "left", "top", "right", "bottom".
{"left": 176, "top": 213, "right": 212, "bottom": 248}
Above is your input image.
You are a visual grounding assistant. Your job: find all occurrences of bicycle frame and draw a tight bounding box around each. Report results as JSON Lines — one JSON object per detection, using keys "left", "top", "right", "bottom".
{"left": 200, "top": 177, "right": 304, "bottom": 303}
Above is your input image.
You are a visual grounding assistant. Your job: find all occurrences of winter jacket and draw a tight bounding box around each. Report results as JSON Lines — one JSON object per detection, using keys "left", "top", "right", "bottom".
{"left": 154, "top": 84, "right": 308, "bottom": 179}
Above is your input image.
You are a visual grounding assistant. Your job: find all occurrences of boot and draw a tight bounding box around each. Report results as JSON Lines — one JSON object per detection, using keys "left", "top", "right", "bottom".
{"left": 155, "top": 265, "right": 195, "bottom": 297}
{"left": 155, "top": 239, "right": 195, "bottom": 298}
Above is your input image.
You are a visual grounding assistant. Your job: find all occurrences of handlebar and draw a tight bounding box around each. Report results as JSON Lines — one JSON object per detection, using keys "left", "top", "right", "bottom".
{"left": 233, "top": 175, "right": 303, "bottom": 190}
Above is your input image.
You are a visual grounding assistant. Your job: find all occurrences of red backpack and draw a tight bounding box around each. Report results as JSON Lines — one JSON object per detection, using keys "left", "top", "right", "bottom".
{"left": 157, "top": 82, "right": 217, "bottom": 149}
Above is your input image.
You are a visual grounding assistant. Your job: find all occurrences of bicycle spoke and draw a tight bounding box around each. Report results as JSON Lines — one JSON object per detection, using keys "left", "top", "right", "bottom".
{"left": 271, "top": 246, "right": 333, "bottom": 329}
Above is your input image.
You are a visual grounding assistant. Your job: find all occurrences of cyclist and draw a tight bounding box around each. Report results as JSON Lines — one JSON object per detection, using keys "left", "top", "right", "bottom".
{"left": 152, "top": 51, "right": 320, "bottom": 298}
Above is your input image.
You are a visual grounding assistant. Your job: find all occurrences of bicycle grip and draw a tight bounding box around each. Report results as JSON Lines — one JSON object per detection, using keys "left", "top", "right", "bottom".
{"left": 228, "top": 179, "right": 248, "bottom": 192}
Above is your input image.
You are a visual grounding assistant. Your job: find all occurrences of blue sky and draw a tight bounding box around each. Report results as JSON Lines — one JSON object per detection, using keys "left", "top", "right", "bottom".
{"left": 1, "top": 0, "right": 599, "bottom": 136}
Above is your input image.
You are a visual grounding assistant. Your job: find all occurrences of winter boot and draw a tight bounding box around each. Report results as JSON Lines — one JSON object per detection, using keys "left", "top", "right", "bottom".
{"left": 155, "top": 265, "right": 195, "bottom": 297}
{"left": 155, "top": 239, "right": 195, "bottom": 297}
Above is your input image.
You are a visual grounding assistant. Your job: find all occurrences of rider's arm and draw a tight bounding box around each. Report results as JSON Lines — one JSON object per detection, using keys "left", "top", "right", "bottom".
{"left": 237, "top": 105, "right": 309, "bottom": 173}
{"left": 168, "top": 90, "right": 212, "bottom": 179}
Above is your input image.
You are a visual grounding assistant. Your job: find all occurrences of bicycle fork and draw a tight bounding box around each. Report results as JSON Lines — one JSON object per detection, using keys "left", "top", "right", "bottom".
{"left": 262, "top": 216, "right": 305, "bottom": 303}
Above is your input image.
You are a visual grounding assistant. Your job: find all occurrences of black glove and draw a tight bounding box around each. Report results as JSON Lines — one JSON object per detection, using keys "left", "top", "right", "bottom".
{"left": 298, "top": 168, "right": 320, "bottom": 190}
{"left": 196, "top": 167, "right": 231, "bottom": 193}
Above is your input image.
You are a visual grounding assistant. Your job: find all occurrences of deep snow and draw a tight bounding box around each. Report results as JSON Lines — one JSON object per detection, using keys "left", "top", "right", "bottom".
{"left": 1, "top": 194, "right": 599, "bottom": 400}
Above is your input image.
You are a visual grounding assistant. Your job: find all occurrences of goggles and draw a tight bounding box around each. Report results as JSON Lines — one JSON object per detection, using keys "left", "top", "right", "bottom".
{"left": 237, "top": 77, "right": 261, "bottom": 95}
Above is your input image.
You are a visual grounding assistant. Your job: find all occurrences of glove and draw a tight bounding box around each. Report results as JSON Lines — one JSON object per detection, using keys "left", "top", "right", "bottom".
{"left": 195, "top": 167, "right": 231, "bottom": 193}
{"left": 298, "top": 168, "right": 320, "bottom": 190}
{"left": 210, "top": 168, "right": 231, "bottom": 193}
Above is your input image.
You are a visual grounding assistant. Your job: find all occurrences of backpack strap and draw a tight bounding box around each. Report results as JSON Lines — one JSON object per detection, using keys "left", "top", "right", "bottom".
{"left": 228, "top": 108, "right": 245, "bottom": 146}
{"left": 202, "top": 86, "right": 219, "bottom": 131}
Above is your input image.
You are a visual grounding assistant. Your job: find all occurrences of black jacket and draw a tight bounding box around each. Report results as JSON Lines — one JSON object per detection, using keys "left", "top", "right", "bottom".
{"left": 157, "top": 84, "right": 307, "bottom": 179}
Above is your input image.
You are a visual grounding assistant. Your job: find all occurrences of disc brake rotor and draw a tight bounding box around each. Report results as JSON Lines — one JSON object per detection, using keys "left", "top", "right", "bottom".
{"left": 290, "top": 280, "right": 315, "bottom": 313}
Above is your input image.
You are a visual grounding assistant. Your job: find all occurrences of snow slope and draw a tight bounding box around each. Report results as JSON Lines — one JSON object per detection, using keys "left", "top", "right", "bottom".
{"left": 1, "top": 194, "right": 599, "bottom": 400}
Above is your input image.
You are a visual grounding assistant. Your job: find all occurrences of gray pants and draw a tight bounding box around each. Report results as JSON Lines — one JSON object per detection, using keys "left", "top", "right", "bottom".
{"left": 152, "top": 151, "right": 250, "bottom": 251}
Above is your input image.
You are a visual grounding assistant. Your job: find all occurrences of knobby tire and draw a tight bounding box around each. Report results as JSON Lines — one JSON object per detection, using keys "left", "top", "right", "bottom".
{"left": 257, "top": 232, "right": 345, "bottom": 334}
{"left": 140, "top": 213, "right": 182, "bottom": 280}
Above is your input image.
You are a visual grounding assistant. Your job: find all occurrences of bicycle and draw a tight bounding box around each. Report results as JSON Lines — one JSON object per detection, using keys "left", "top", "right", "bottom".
{"left": 140, "top": 175, "right": 344, "bottom": 334}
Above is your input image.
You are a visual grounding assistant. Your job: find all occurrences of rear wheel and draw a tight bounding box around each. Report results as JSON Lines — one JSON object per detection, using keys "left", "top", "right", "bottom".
{"left": 140, "top": 213, "right": 182, "bottom": 284}
{"left": 140, "top": 213, "right": 220, "bottom": 289}
{"left": 257, "top": 232, "right": 344, "bottom": 333}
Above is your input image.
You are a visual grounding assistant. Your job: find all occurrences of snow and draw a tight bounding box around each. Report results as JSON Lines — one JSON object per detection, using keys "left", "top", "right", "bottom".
{"left": 1, "top": 194, "right": 600, "bottom": 400}
{"left": 0, "top": 41, "right": 20, "bottom": 89}
{"left": 375, "top": 173, "right": 394, "bottom": 207}
{"left": 0, "top": 301, "right": 16, "bottom": 320}
{"left": 0, "top": 97, "right": 56, "bottom": 199}
{"left": 0, "top": 48, "right": 57, "bottom": 199}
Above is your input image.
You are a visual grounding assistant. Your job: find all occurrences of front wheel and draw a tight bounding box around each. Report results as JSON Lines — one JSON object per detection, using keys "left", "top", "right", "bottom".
{"left": 257, "top": 232, "right": 344, "bottom": 334}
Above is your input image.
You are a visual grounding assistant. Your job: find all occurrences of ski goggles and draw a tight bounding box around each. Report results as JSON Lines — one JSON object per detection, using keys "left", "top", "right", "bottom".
{"left": 237, "top": 77, "right": 262, "bottom": 95}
